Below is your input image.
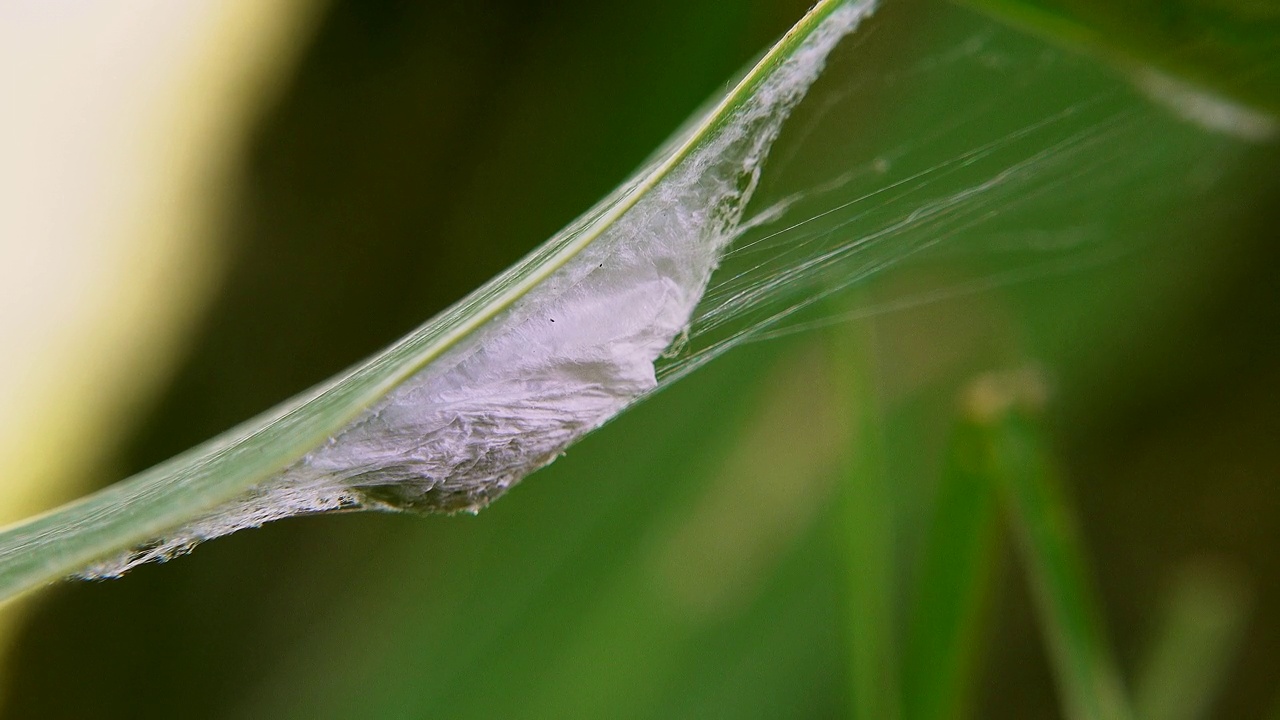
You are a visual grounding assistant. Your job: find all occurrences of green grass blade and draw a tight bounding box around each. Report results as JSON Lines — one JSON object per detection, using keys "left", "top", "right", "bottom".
{"left": 831, "top": 321, "right": 901, "bottom": 720}
{"left": 901, "top": 417, "right": 1003, "bottom": 720}
{"left": 1132, "top": 562, "right": 1251, "bottom": 720}
{"left": 964, "top": 370, "right": 1134, "bottom": 720}
{"left": 960, "top": 0, "right": 1280, "bottom": 122}
{"left": 0, "top": 0, "right": 872, "bottom": 601}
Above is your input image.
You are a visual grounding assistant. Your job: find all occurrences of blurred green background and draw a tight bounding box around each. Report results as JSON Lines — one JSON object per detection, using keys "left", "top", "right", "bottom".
{"left": 3, "top": 0, "right": 1278, "bottom": 718}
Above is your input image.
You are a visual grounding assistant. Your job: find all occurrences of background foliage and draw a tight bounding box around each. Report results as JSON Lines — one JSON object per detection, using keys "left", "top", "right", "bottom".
{"left": 3, "top": 0, "right": 1277, "bottom": 718}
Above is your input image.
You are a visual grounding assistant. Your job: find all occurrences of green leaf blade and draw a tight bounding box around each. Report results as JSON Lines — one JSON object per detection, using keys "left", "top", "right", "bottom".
{"left": 964, "top": 370, "right": 1134, "bottom": 720}
{"left": 0, "top": 0, "right": 878, "bottom": 602}
{"left": 901, "top": 419, "right": 1003, "bottom": 720}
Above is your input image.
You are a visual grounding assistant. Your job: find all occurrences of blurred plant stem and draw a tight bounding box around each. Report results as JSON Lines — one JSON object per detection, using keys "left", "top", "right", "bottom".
{"left": 1132, "top": 561, "right": 1251, "bottom": 720}
{"left": 959, "top": 0, "right": 1280, "bottom": 121}
{"left": 901, "top": 396, "right": 1004, "bottom": 720}
{"left": 963, "top": 368, "right": 1134, "bottom": 720}
{"left": 831, "top": 316, "right": 901, "bottom": 720}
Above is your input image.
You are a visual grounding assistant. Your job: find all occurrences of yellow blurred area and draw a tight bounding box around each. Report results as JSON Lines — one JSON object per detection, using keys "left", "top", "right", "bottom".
{"left": 0, "top": 0, "right": 320, "bottom": 525}
{"left": 0, "top": 0, "right": 321, "bottom": 685}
